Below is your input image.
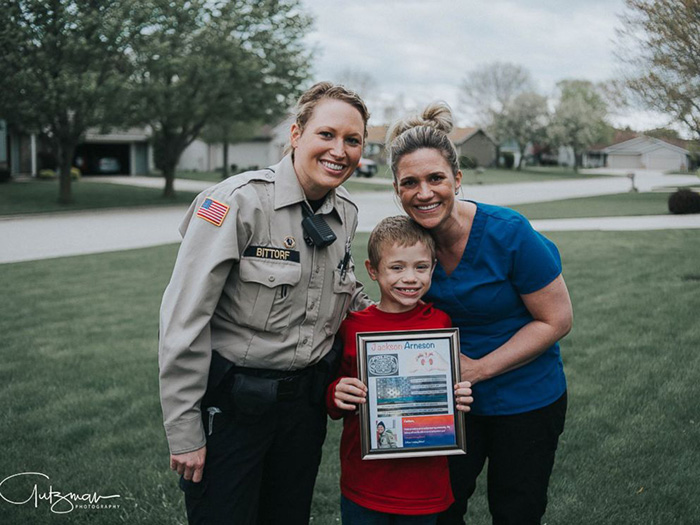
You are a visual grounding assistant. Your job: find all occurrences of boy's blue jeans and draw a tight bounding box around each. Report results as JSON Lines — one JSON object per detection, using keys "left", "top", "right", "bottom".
{"left": 341, "top": 495, "right": 438, "bottom": 525}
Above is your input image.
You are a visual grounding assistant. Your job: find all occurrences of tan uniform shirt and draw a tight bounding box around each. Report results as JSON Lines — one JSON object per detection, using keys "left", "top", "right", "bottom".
{"left": 159, "top": 155, "right": 369, "bottom": 454}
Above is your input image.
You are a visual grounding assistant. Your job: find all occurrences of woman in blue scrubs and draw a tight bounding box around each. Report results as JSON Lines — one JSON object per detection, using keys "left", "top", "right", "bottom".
{"left": 386, "top": 102, "right": 573, "bottom": 525}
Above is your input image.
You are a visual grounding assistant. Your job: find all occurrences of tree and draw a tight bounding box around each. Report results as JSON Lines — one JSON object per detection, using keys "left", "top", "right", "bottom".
{"left": 617, "top": 0, "right": 700, "bottom": 139}
{"left": 129, "top": 0, "right": 312, "bottom": 197}
{"left": 459, "top": 62, "right": 534, "bottom": 131}
{"left": 492, "top": 92, "right": 549, "bottom": 170}
{"left": 334, "top": 68, "right": 378, "bottom": 100}
{"left": 0, "top": 0, "right": 143, "bottom": 203}
{"left": 548, "top": 80, "right": 611, "bottom": 171}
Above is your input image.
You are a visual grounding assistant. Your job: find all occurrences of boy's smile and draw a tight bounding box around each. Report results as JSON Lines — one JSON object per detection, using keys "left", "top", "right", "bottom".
{"left": 366, "top": 241, "right": 435, "bottom": 314}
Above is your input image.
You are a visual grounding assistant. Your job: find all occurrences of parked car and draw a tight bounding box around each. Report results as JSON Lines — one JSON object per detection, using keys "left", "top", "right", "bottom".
{"left": 98, "top": 157, "right": 121, "bottom": 174}
{"left": 354, "top": 157, "right": 378, "bottom": 178}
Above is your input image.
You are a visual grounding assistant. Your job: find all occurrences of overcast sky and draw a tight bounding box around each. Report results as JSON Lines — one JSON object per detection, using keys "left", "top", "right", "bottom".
{"left": 301, "top": 0, "right": 669, "bottom": 131}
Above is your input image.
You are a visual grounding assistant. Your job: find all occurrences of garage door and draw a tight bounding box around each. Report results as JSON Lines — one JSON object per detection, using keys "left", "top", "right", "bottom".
{"left": 608, "top": 154, "right": 642, "bottom": 169}
{"left": 646, "top": 153, "right": 682, "bottom": 171}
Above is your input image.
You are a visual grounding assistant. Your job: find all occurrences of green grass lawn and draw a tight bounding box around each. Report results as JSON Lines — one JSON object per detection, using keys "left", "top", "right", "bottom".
{"left": 1, "top": 231, "right": 699, "bottom": 523}
{"left": 512, "top": 191, "right": 672, "bottom": 220}
{"left": 167, "top": 170, "right": 222, "bottom": 182}
{"left": 0, "top": 179, "right": 198, "bottom": 215}
{"left": 345, "top": 164, "right": 608, "bottom": 186}
{"left": 170, "top": 169, "right": 392, "bottom": 193}
{"left": 461, "top": 166, "right": 609, "bottom": 186}
{"left": 176, "top": 164, "right": 605, "bottom": 191}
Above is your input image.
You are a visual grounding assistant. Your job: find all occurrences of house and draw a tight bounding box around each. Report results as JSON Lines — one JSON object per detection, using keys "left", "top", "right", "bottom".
{"left": 364, "top": 125, "right": 498, "bottom": 167}
{"left": 451, "top": 127, "right": 498, "bottom": 167}
{"left": 0, "top": 118, "right": 152, "bottom": 176}
{"left": 178, "top": 117, "right": 292, "bottom": 173}
{"left": 555, "top": 131, "right": 695, "bottom": 171}
{"left": 601, "top": 135, "right": 691, "bottom": 171}
{"left": 0, "top": 119, "right": 41, "bottom": 176}
{"left": 75, "top": 128, "right": 151, "bottom": 175}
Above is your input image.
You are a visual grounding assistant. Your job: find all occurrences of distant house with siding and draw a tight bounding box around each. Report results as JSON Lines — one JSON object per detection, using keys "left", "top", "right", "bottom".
{"left": 178, "top": 117, "right": 292, "bottom": 173}
{"left": 556, "top": 132, "right": 694, "bottom": 171}
{"left": 601, "top": 136, "right": 690, "bottom": 171}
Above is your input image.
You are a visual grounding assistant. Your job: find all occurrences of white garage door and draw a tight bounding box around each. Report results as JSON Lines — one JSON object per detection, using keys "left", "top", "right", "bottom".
{"left": 608, "top": 154, "right": 642, "bottom": 169}
{"left": 645, "top": 152, "right": 682, "bottom": 171}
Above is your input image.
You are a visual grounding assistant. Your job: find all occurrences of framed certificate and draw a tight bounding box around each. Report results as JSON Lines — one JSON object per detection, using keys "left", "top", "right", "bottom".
{"left": 357, "top": 328, "right": 466, "bottom": 460}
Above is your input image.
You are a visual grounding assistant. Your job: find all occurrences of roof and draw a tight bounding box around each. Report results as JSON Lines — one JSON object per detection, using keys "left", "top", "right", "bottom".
{"left": 366, "top": 125, "right": 389, "bottom": 144}
{"left": 84, "top": 127, "right": 150, "bottom": 142}
{"left": 365, "top": 125, "right": 495, "bottom": 146}
{"left": 602, "top": 135, "right": 690, "bottom": 156}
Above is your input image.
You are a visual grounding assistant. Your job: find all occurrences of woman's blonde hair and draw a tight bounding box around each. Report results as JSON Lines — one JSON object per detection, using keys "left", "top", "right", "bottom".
{"left": 285, "top": 82, "right": 370, "bottom": 154}
{"left": 386, "top": 101, "right": 459, "bottom": 180}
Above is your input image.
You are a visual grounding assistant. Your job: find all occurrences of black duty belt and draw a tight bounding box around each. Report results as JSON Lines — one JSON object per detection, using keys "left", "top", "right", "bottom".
{"left": 234, "top": 365, "right": 316, "bottom": 401}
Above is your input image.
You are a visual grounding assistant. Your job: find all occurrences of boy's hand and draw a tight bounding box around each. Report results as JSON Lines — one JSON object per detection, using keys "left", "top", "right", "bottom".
{"left": 454, "top": 381, "right": 473, "bottom": 413}
{"left": 334, "top": 377, "right": 367, "bottom": 411}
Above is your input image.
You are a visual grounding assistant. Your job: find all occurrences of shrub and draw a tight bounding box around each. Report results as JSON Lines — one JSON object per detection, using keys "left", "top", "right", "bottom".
{"left": 38, "top": 169, "right": 56, "bottom": 179}
{"left": 0, "top": 169, "right": 10, "bottom": 183}
{"left": 668, "top": 188, "right": 700, "bottom": 214}
{"left": 501, "top": 152, "right": 515, "bottom": 169}
{"left": 38, "top": 168, "right": 81, "bottom": 180}
{"left": 459, "top": 155, "right": 476, "bottom": 169}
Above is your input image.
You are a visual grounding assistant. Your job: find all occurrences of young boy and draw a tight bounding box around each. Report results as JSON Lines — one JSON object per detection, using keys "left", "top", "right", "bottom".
{"left": 326, "top": 216, "right": 473, "bottom": 525}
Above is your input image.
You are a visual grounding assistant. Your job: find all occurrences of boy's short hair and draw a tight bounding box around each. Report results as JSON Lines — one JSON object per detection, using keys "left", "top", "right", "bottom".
{"left": 367, "top": 216, "right": 436, "bottom": 268}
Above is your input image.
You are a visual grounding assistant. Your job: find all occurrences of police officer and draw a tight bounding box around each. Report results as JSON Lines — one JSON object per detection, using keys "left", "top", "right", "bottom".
{"left": 158, "top": 82, "right": 371, "bottom": 524}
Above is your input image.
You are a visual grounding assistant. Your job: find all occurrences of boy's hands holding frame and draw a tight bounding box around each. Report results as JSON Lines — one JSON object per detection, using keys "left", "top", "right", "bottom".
{"left": 334, "top": 377, "right": 474, "bottom": 413}
{"left": 334, "top": 377, "right": 367, "bottom": 410}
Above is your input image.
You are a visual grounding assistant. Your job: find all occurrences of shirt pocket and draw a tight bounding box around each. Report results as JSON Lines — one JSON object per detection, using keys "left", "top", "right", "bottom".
{"left": 323, "top": 268, "right": 356, "bottom": 337}
{"left": 232, "top": 257, "right": 302, "bottom": 333}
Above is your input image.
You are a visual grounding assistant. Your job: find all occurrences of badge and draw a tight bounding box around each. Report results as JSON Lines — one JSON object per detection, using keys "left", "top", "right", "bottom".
{"left": 283, "top": 236, "right": 296, "bottom": 249}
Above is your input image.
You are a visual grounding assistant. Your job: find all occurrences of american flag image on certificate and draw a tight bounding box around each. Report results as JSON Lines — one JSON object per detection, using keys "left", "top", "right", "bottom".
{"left": 375, "top": 375, "right": 449, "bottom": 417}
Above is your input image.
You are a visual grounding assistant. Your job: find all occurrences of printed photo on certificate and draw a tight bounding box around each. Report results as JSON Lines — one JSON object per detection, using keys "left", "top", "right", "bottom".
{"left": 356, "top": 328, "right": 466, "bottom": 460}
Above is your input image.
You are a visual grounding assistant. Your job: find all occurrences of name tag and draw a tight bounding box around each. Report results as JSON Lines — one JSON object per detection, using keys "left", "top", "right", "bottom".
{"left": 243, "top": 245, "right": 300, "bottom": 263}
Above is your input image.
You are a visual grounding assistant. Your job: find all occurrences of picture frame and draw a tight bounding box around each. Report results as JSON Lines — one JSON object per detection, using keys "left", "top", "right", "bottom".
{"left": 356, "top": 328, "right": 466, "bottom": 460}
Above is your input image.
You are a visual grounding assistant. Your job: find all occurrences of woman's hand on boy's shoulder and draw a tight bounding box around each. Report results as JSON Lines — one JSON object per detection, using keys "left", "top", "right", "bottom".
{"left": 334, "top": 377, "right": 367, "bottom": 411}
{"left": 454, "top": 381, "right": 473, "bottom": 413}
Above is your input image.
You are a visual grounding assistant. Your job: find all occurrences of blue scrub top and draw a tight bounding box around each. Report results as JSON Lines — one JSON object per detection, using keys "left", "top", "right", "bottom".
{"left": 424, "top": 201, "right": 567, "bottom": 416}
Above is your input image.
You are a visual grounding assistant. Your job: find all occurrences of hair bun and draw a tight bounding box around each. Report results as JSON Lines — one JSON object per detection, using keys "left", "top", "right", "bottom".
{"left": 421, "top": 101, "right": 453, "bottom": 134}
{"left": 386, "top": 101, "right": 453, "bottom": 144}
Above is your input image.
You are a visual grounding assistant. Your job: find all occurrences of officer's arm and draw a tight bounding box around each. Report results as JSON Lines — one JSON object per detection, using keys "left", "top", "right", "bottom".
{"left": 159, "top": 191, "right": 246, "bottom": 455}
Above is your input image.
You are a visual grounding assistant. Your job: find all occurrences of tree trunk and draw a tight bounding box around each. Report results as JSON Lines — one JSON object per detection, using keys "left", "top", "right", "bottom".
{"left": 517, "top": 145, "right": 526, "bottom": 171}
{"left": 57, "top": 141, "right": 74, "bottom": 205}
{"left": 573, "top": 149, "right": 581, "bottom": 173}
{"left": 163, "top": 163, "right": 176, "bottom": 198}
{"left": 222, "top": 136, "right": 230, "bottom": 180}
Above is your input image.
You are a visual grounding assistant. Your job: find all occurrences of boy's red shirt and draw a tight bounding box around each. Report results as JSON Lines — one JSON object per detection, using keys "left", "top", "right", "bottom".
{"left": 326, "top": 302, "right": 455, "bottom": 515}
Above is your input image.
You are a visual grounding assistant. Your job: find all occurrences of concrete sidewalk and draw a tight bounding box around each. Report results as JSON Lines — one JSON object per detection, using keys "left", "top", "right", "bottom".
{"left": 0, "top": 206, "right": 187, "bottom": 263}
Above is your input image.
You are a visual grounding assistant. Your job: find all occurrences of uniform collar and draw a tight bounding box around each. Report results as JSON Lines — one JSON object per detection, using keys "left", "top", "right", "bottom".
{"left": 272, "top": 154, "right": 344, "bottom": 222}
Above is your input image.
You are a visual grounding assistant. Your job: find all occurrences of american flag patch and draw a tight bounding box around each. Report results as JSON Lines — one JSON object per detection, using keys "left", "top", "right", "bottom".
{"left": 196, "top": 198, "right": 229, "bottom": 227}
